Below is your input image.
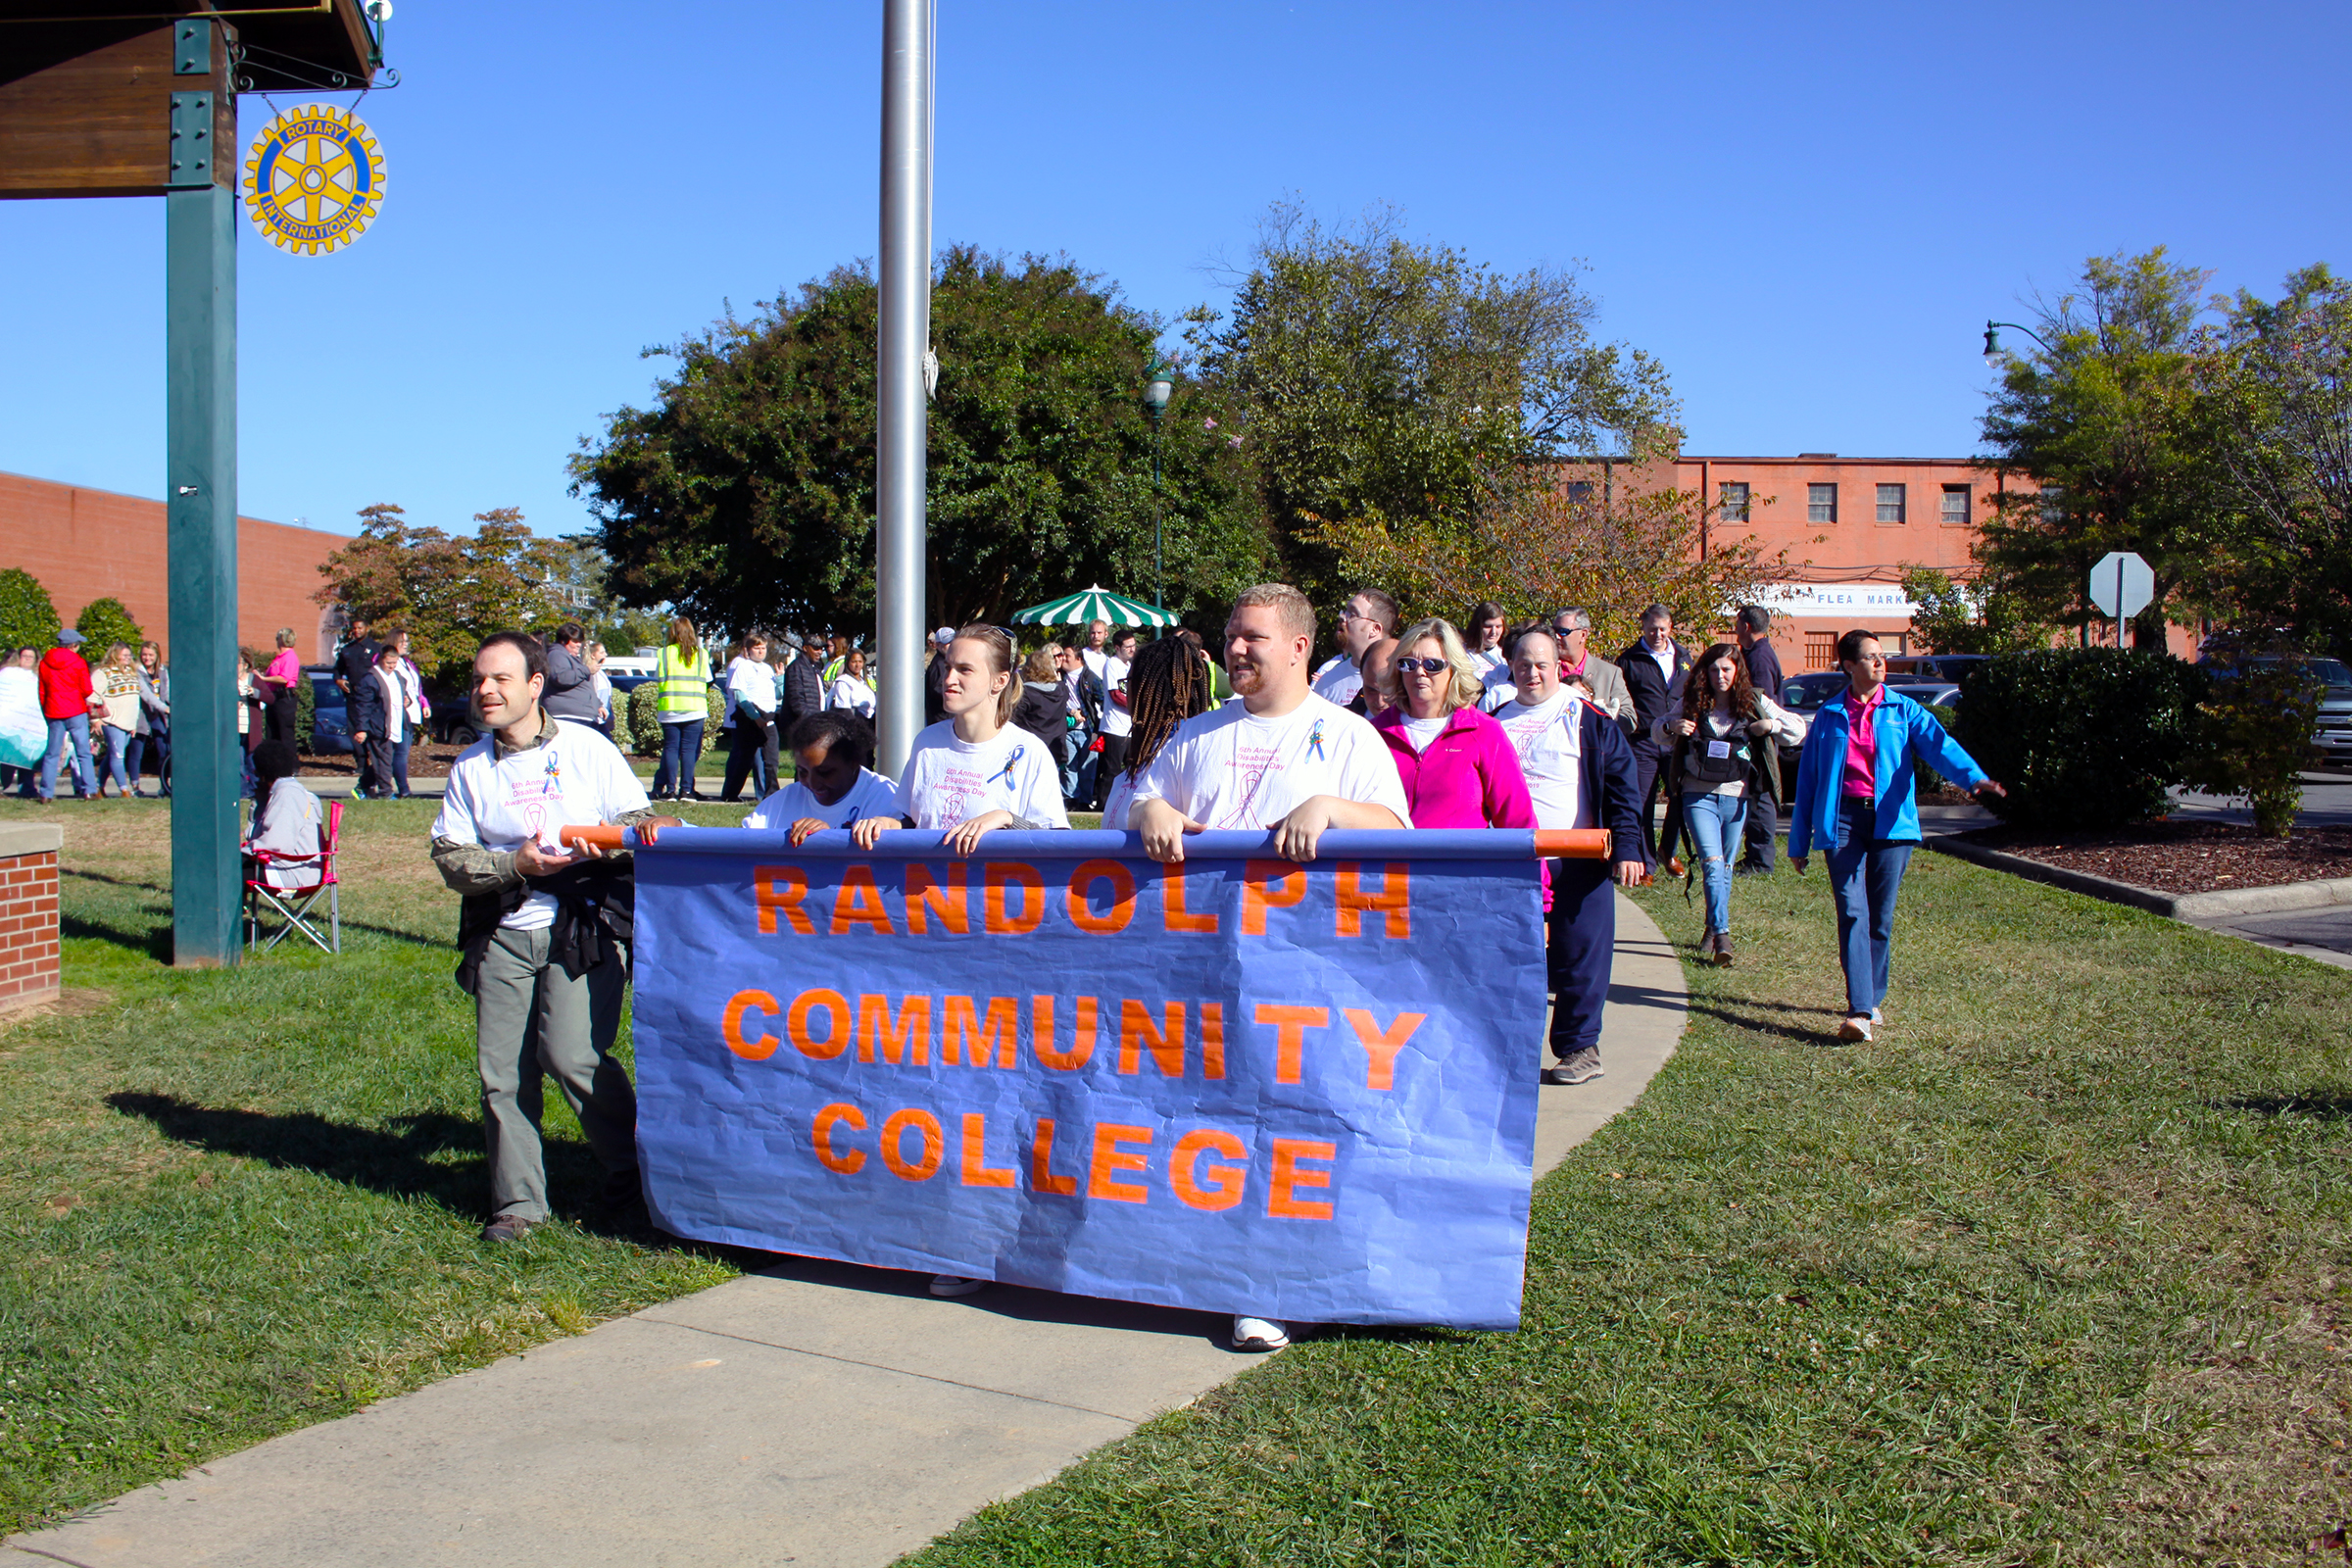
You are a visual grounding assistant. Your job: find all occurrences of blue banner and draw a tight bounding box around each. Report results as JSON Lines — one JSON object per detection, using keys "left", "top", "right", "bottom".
{"left": 628, "top": 829, "right": 1548, "bottom": 1330}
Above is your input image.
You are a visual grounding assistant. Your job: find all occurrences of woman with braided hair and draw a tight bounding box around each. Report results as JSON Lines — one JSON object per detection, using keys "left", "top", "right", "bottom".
{"left": 1100, "top": 634, "right": 1217, "bottom": 830}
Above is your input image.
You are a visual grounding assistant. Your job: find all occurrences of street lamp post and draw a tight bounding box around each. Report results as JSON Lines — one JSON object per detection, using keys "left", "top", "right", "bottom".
{"left": 1144, "top": 355, "right": 1173, "bottom": 609}
{"left": 1983, "top": 318, "right": 2054, "bottom": 365}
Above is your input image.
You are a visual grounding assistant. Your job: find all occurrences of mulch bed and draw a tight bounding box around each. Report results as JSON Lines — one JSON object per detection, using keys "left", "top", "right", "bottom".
{"left": 295, "top": 744, "right": 466, "bottom": 781}
{"left": 1961, "top": 819, "right": 2352, "bottom": 895}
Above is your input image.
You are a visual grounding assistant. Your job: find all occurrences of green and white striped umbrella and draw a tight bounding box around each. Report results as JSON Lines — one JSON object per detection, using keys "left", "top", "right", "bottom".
{"left": 1007, "top": 585, "right": 1179, "bottom": 628}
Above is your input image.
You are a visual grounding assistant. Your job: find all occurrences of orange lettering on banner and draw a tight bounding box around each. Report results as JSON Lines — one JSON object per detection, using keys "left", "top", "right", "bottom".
{"left": 1064, "top": 859, "right": 1136, "bottom": 935}
{"left": 984, "top": 862, "right": 1045, "bottom": 934}
{"left": 1029, "top": 1117, "right": 1079, "bottom": 1196}
{"left": 1117, "top": 1000, "right": 1187, "bottom": 1078}
{"left": 1253, "top": 1003, "right": 1330, "bottom": 1085}
{"left": 1200, "top": 1002, "right": 1226, "bottom": 1080}
{"left": 856, "top": 994, "right": 932, "bottom": 1065}
{"left": 830, "top": 864, "right": 895, "bottom": 935}
{"left": 943, "top": 995, "right": 1018, "bottom": 1068}
{"left": 1171, "top": 1129, "right": 1247, "bottom": 1211}
{"left": 1268, "top": 1138, "right": 1337, "bottom": 1219}
{"left": 1161, "top": 862, "right": 1219, "bottom": 933}
{"left": 879, "top": 1108, "right": 944, "bottom": 1181}
{"left": 1242, "top": 859, "right": 1306, "bottom": 934}
{"left": 1342, "top": 1007, "right": 1426, "bottom": 1091}
{"left": 787, "top": 989, "right": 852, "bottom": 1060}
{"left": 958, "top": 1112, "right": 1015, "bottom": 1188}
{"left": 1088, "top": 1122, "right": 1152, "bottom": 1203}
{"left": 1336, "top": 862, "right": 1410, "bottom": 937}
{"left": 1032, "top": 995, "right": 1097, "bottom": 1071}
{"left": 905, "top": 862, "right": 968, "bottom": 934}
{"left": 721, "top": 990, "right": 782, "bottom": 1060}
{"left": 811, "top": 1102, "right": 867, "bottom": 1173}
{"left": 755, "top": 865, "right": 814, "bottom": 935}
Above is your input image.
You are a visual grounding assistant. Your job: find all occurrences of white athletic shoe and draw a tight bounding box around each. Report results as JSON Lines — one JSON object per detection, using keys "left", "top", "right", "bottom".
{"left": 1231, "top": 1314, "right": 1290, "bottom": 1351}
{"left": 1870, "top": 1008, "right": 1884, "bottom": 1025}
{"left": 1837, "top": 1014, "right": 1873, "bottom": 1042}
{"left": 929, "top": 1274, "right": 985, "bottom": 1298}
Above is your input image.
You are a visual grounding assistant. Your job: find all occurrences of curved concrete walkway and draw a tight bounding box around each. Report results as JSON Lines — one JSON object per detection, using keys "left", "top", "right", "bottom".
{"left": 10, "top": 897, "right": 1687, "bottom": 1568}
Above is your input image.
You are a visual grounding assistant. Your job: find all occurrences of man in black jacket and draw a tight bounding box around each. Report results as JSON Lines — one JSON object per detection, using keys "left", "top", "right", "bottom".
{"left": 781, "top": 632, "right": 825, "bottom": 725}
{"left": 333, "top": 616, "right": 384, "bottom": 797}
{"left": 1616, "top": 603, "right": 1691, "bottom": 870}
{"left": 1734, "top": 606, "right": 1786, "bottom": 874}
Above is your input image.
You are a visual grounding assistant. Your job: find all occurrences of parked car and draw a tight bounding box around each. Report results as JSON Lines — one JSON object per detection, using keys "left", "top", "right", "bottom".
{"left": 1886, "top": 654, "right": 1989, "bottom": 685}
{"left": 1889, "top": 682, "right": 1963, "bottom": 712}
{"left": 2199, "top": 654, "right": 2352, "bottom": 767}
{"left": 303, "top": 667, "right": 352, "bottom": 755}
{"left": 1770, "top": 670, "right": 1848, "bottom": 761}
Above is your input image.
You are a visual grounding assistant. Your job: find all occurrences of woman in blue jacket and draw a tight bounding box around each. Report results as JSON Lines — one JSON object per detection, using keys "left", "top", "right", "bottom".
{"left": 1788, "top": 630, "right": 2005, "bottom": 1042}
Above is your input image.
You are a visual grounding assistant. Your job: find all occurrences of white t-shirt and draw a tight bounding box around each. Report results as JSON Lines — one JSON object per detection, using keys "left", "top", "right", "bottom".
{"left": 727, "top": 656, "right": 778, "bottom": 713}
{"left": 1100, "top": 767, "right": 1138, "bottom": 830}
{"left": 1309, "top": 655, "right": 1362, "bottom": 710}
{"left": 829, "top": 675, "right": 876, "bottom": 717}
{"left": 1469, "top": 646, "right": 1507, "bottom": 677}
{"left": 1494, "top": 690, "right": 1592, "bottom": 832}
{"left": 1399, "top": 714, "right": 1448, "bottom": 753}
{"left": 743, "top": 766, "right": 898, "bottom": 831}
{"left": 431, "top": 721, "right": 652, "bottom": 931}
{"left": 1130, "top": 692, "right": 1407, "bottom": 831}
{"left": 894, "top": 721, "right": 1070, "bottom": 830}
{"left": 1100, "top": 655, "right": 1134, "bottom": 738}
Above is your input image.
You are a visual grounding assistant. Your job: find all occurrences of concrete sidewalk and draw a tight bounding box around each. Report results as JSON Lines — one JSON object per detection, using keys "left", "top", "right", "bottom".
{"left": 10, "top": 900, "right": 1688, "bottom": 1568}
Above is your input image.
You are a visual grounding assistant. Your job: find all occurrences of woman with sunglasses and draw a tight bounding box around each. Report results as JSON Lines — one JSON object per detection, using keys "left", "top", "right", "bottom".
{"left": 1369, "top": 616, "right": 1537, "bottom": 837}
{"left": 1654, "top": 641, "right": 1803, "bottom": 967}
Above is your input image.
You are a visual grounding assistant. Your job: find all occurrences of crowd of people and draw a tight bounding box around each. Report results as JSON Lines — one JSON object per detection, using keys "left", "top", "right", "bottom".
{"left": 429, "top": 575, "right": 2004, "bottom": 1354}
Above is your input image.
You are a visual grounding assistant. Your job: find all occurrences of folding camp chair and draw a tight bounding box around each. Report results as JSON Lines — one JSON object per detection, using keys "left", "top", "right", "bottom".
{"left": 244, "top": 799, "right": 342, "bottom": 955}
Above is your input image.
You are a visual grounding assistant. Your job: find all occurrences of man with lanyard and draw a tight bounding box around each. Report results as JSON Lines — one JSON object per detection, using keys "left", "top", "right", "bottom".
{"left": 1733, "top": 605, "right": 1787, "bottom": 875}
{"left": 1132, "top": 581, "right": 1409, "bottom": 1353}
{"left": 1492, "top": 625, "right": 1643, "bottom": 1086}
{"left": 1615, "top": 604, "right": 1691, "bottom": 873}
{"left": 334, "top": 615, "right": 384, "bottom": 798}
{"left": 1091, "top": 626, "right": 1139, "bottom": 810}
{"left": 1308, "top": 586, "right": 1396, "bottom": 709}
{"left": 430, "top": 632, "right": 678, "bottom": 1244}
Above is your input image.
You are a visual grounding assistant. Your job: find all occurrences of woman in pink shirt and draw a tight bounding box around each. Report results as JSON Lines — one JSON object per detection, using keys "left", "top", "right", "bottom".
{"left": 262, "top": 628, "right": 302, "bottom": 747}
{"left": 1370, "top": 617, "right": 1537, "bottom": 835}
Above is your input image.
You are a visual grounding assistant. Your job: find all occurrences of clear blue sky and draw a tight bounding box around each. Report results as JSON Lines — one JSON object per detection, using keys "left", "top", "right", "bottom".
{"left": 2, "top": 0, "right": 2344, "bottom": 542}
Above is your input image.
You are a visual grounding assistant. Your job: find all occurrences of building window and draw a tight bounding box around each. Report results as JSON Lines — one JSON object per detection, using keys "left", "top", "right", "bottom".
{"left": 1940, "top": 485, "right": 1971, "bottom": 526}
{"left": 1876, "top": 483, "right": 1907, "bottom": 524}
{"left": 1804, "top": 631, "right": 1838, "bottom": 671}
{"left": 1717, "top": 481, "right": 1749, "bottom": 522}
{"left": 1807, "top": 483, "right": 1837, "bottom": 523}
{"left": 2039, "top": 484, "right": 2062, "bottom": 525}
{"left": 1565, "top": 479, "right": 1595, "bottom": 507}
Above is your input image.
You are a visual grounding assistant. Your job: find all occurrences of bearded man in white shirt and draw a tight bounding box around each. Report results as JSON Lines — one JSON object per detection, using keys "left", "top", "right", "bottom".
{"left": 431, "top": 632, "right": 680, "bottom": 1244}
{"left": 1307, "top": 586, "right": 1397, "bottom": 710}
{"left": 1132, "top": 583, "right": 1410, "bottom": 1350}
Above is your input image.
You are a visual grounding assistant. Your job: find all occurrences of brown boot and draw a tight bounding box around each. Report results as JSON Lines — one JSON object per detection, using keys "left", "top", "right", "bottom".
{"left": 1714, "top": 931, "right": 1734, "bottom": 968}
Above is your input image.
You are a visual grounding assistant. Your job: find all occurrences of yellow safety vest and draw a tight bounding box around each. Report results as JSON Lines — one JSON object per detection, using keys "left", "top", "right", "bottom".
{"left": 656, "top": 644, "right": 710, "bottom": 716}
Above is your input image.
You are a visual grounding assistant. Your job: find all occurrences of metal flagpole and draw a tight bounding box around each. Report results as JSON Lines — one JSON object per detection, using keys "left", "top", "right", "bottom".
{"left": 875, "top": 0, "right": 933, "bottom": 779}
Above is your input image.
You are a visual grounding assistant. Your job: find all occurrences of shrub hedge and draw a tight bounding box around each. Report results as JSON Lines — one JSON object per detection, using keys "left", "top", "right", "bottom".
{"left": 1951, "top": 649, "right": 2208, "bottom": 831}
{"left": 0, "top": 569, "right": 60, "bottom": 653}
{"left": 625, "top": 681, "right": 724, "bottom": 758}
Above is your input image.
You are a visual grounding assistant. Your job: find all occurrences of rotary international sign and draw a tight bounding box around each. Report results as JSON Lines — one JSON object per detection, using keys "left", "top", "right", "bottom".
{"left": 242, "top": 104, "right": 385, "bottom": 256}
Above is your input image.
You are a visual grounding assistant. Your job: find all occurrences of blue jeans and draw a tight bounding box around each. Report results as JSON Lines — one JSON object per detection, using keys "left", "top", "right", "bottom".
{"left": 1825, "top": 795, "right": 1916, "bottom": 1017}
{"left": 386, "top": 738, "right": 412, "bottom": 797}
{"left": 99, "top": 725, "right": 133, "bottom": 794}
{"left": 41, "top": 714, "right": 95, "bottom": 800}
{"left": 1682, "top": 790, "right": 1745, "bottom": 934}
{"left": 654, "top": 718, "right": 705, "bottom": 797}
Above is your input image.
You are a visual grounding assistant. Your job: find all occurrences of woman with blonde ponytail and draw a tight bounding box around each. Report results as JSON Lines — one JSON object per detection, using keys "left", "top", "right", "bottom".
{"left": 851, "top": 624, "right": 1066, "bottom": 857}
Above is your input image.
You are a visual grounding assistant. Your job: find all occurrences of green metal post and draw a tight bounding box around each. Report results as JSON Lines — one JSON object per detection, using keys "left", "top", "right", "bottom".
{"left": 166, "top": 178, "right": 240, "bottom": 966}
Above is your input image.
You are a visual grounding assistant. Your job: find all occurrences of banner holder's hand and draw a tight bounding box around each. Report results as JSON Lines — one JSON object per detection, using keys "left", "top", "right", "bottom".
{"left": 787, "top": 817, "right": 829, "bottom": 846}
{"left": 944, "top": 809, "right": 1015, "bottom": 857}
{"left": 633, "top": 815, "right": 684, "bottom": 848}
{"left": 850, "top": 815, "right": 905, "bottom": 851}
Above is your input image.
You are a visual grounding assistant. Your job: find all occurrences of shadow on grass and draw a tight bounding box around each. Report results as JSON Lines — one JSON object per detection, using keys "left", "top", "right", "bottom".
{"left": 2225, "top": 1092, "right": 2352, "bottom": 1120}
{"left": 106, "top": 1092, "right": 645, "bottom": 1237}
{"left": 1683, "top": 999, "right": 1850, "bottom": 1048}
{"left": 61, "top": 870, "right": 444, "bottom": 957}
{"left": 62, "top": 910, "right": 173, "bottom": 963}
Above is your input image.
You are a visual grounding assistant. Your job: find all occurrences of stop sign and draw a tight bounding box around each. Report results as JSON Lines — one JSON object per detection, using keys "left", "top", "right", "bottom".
{"left": 2088, "top": 551, "right": 2154, "bottom": 619}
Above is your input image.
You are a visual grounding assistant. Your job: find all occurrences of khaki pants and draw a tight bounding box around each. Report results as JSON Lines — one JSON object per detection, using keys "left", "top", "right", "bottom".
{"left": 475, "top": 924, "right": 638, "bottom": 1223}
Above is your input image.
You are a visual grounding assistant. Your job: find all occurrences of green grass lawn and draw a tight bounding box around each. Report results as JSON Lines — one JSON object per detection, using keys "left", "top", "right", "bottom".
{"left": 0, "top": 796, "right": 758, "bottom": 1533}
{"left": 905, "top": 856, "right": 2352, "bottom": 1567}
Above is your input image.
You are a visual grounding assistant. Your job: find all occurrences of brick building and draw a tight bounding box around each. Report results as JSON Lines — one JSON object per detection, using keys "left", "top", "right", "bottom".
{"left": 0, "top": 470, "right": 346, "bottom": 660}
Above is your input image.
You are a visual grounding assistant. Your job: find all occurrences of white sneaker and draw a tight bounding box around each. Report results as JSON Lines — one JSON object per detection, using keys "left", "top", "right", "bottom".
{"left": 1837, "top": 1014, "right": 1873, "bottom": 1042}
{"left": 1231, "top": 1314, "right": 1290, "bottom": 1350}
{"left": 928, "top": 1274, "right": 985, "bottom": 1298}
{"left": 1869, "top": 1008, "right": 1884, "bottom": 1025}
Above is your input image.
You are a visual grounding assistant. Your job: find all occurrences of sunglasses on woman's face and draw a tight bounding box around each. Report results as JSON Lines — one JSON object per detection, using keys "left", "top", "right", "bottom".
{"left": 1393, "top": 657, "right": 1450, "bottom": 675}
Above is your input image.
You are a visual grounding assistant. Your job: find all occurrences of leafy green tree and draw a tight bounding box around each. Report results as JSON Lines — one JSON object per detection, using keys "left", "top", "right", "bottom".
{"left": 315, "top": 503, "right": 577, "bottom": 685}
{"left": 73, "top": 597, "right": 143, "bottom": 657}
{"left": 2196, "top": 265, "right": 2352, "bottom": 654}
{"left": 1189, "top": 202, "right": 1676, "bottom": 608}
{"left": 571, "top": 246, "right": 1267, "bottom": 635}
{"left": 0, "top": 569, "right": 61, "bottom": 653}
{"left": 1900, "top": 566, "right": 2050, "bottom": 656}
{"left": 1978, "top": 249, "right": 2238, "bottom": 645}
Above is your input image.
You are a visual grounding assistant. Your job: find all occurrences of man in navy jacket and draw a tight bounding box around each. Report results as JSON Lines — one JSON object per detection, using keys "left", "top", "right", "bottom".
{"left": 1615, "top": 603, "right": 1691, "bottom": 869}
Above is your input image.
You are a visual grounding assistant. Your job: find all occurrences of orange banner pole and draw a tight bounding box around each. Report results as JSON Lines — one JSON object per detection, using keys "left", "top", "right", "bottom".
{"left": 1531, "top": 829, "right": 1611, "bottom": 859}
{"left": 560, "top": 823, "right": 628, "bottom": 853}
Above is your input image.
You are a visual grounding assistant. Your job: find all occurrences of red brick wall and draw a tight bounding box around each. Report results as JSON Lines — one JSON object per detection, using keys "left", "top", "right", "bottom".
{"left": 0, "top": 470, "right": 347, "bottom": 662}
{"left": 0, "top": 845, "right": 61, "bottom": 1009}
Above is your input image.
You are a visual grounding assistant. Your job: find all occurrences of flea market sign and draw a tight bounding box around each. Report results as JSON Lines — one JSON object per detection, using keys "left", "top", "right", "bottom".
{"left": 242, "top": 104, "right": 385, "bottom": 256}
{"left": 1755, "top": 581, "right": 1924, "bottom": 617}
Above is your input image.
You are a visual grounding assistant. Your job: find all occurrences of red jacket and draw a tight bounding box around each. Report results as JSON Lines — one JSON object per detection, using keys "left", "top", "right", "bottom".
{"left": 37, "top": 647, "right": 92, "bottom": 721}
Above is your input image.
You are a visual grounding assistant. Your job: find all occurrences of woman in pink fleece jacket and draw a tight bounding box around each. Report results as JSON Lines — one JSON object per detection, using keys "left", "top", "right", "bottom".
{"left": 1369, "top": 616, "right": 1537, "bottom": 837}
